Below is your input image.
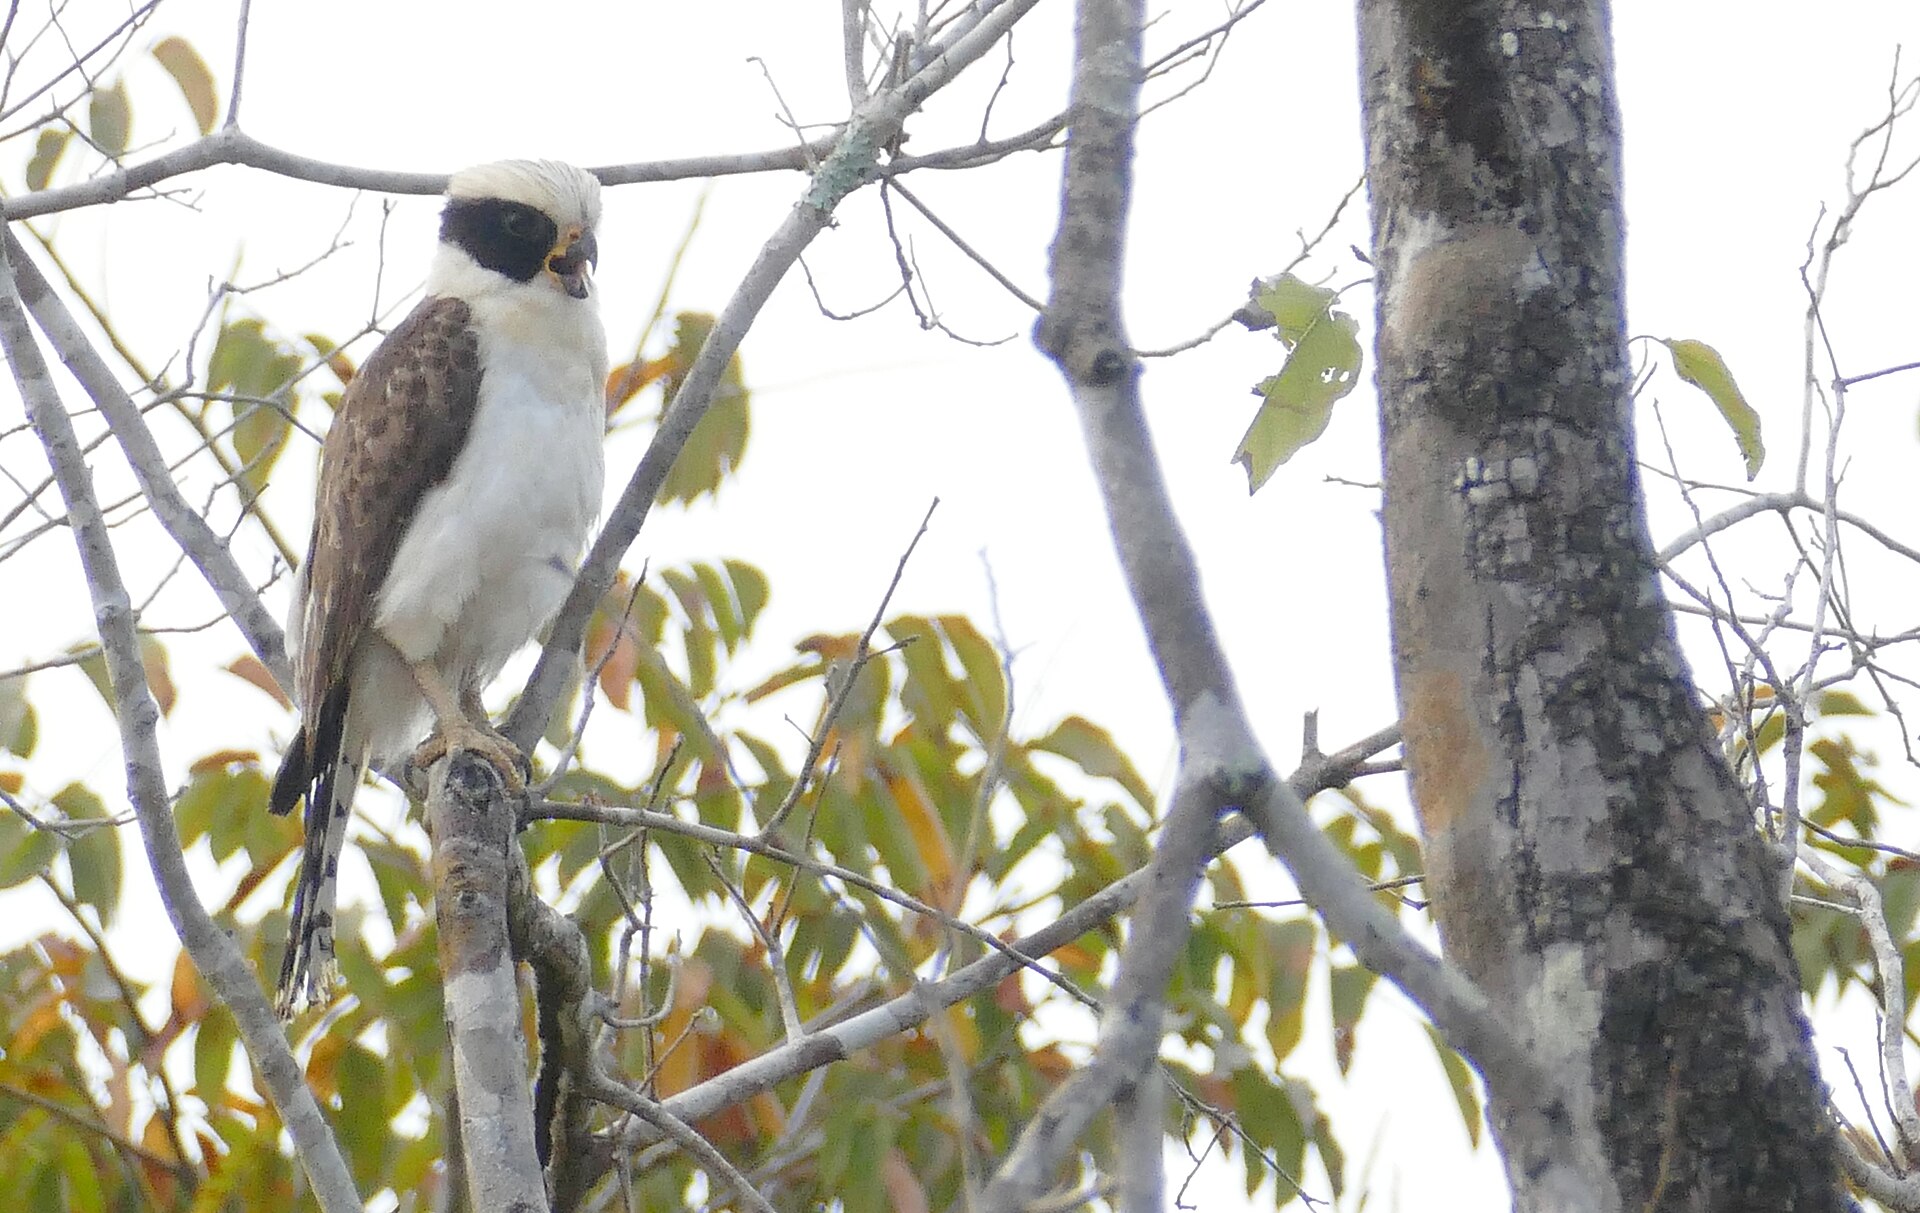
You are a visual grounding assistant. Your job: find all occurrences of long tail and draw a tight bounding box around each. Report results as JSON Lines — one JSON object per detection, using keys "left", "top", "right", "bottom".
{"left": 269, "top": 684, "right": 357, "bottom": 1018}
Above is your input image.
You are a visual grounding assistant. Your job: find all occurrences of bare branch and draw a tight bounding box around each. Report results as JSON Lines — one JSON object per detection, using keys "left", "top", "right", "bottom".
{"left": 587, "top": 1075, "right": 778, "bottom": 1213}
{"left": 759, "top": 498, "right": 936, "bottom": 838}
{"left": 987, "top": 0, "right": 1537, "bottom": 1199}
{"left": 506, "top": 0, "right": 1046, "bottom": 752}
{"left": 1800, "top": 842, "right": 1920, "bottom": 1166}
{"left": 226, "top": 0, "right": 252, "bottom": 127}
{"left": 0, "top": 237, "right": 359, "bottom": 1213}
{"left": 5, "top": 230, "right": 291, "bottom": 690}
{"left": 606, "top": 725, "right": 1402, "bottom": 1162}
{"left": 842, "top": 0, "right": 870, "bottom": 106}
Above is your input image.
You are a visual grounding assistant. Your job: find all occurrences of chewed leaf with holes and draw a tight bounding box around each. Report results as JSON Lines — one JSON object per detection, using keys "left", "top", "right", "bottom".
{"left": 1666, "top": 337, "right": 1762, "bottom": 480}
{"left": 1234, "top": 273, "right": 1363, "bottom": 493}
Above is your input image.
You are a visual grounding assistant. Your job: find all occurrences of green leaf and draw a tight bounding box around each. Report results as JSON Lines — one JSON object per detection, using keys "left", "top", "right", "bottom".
{"left": 940, "top": 614, "right": 1008, "bottom": 742}
{"left": 1424, "top": 1022, "right": 1483, "bottom": 1147}
{"left": 193, "top": 1008, "right": 237, "bottom": 1098}
{"left": 53, "top": 784, "right": 119, "bottom": 928}
{"left": 175, "top": 761, "right": 272, "bottom": 859}
{"left": 656, "top": 312, "right": 751, "bottom": 505}
{"left": 1235, "top": 276, "right": 1363, "bottom": 492}
{"left": 55, "top": 1135, "right": 103, "bottom": 1213}
{"left": 1818, "top": 689, "right": 1873, "bottom": 717}
{"left": 1228, "top": 1066, "right": 1306, "bottom": 1196}
{"left": 725, "top": 559, "right": 771, "bottom": 636}
{"left": 1328, "top": 962, "right": 1376, "bottom": 1076}
{"left": 1809, "top": 735, "right": 1901, "bottom": 835}
{"left": 151, "top": 36, "right": 218, "bottom": 134}
{"left": 693, "top": 560, "right": 743, "bottom": 652}
{"left": 1245, "top": 273, "right": 1340, "bottom": 337}
{"left": 208, "top": 318, "right": 302, "bottom": 493}
{"left": 24, "top": 129, "right": 69, "bottom": 192}
{"left": 86, "top": 79, "right": 132, "bottom": 157}
{"left": 1312, "top": 1102, "right": 1348, "bottom": 1200}
{"left": 1030, "top": 715, "right": 1155, "bottom": 815}
{"left": 0, "top": 807, "right": 60, "bottom": 888}
{"left": 335, "top": 1041, "right": 392, "bottom": 1185}
{"left": 1263, "top": 917, "right": 1316, "bottom": 1062}
{"left": 232, "top": 399, "right": 292, "bottom": 495}
{"left": 0, "top": 674, "right": 34, "bottom": 757}
{"left": 1666, "top": 337, "right": 1762, "bottom": 480}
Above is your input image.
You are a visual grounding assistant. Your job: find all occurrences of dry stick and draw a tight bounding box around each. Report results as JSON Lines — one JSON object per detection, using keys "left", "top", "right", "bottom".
{"left": 1657, "top": 489, "right": 1920, "bottom": 567}
{"left": 4, "top": 125, "right": 823, "bottom": 219}
{"left": 841, "top": 0, "right": 871, "bottom": 106}
{"left": 0, "top": 239, "right": 361, "bottom": 1213}
{"left": 7, "top": 5, "right": 1072, "bottom": 230}
{"left": 606, "top": 726, "right": 1400, "bottom": 1159}
{"left": 22, "top": 225, "right": 305, "bottom": 568}
{"left": 587, "top": 1076, "right": 779, "bottom": 1213}
{"left": 506, "top": 0, "right": 1046, "bottom": 753}
{"left": 225, "top": 0, "right": 252, "bottom": 127}
{"left": 760, "top": 498, "right": 937, "bottom": 838}
{"left": 979, "top": 2, "right": 1231, "bottom": 1205}
{"left": 704, "top": 850, "right": 806, "bottom": 1043}
{"left": 984, "top": 0, "right": 1534, "bottom": 1203}
{"left": 4, "top": 230, "right": 292, "bottom": 689}
{"left": 541, "top": 796, "right": 1090, "bottom": 1008}
{"left": 1799, "top": 841, "right": 1920, "bottom": 1166}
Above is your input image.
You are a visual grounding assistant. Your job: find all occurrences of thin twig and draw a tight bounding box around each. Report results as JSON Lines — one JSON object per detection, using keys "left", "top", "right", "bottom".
{"left": 758, "top": 498, "right": 938, "bottom": 838}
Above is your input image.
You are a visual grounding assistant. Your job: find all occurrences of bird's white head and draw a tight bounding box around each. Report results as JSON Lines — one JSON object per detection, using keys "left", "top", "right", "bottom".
{"left": 434, "top": 159, "right": 603, "bottom": 301}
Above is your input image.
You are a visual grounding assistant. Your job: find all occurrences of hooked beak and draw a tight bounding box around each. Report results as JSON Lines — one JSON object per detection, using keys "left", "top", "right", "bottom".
{"left": 547, "top": 227, "right": 598, "bottom": 299}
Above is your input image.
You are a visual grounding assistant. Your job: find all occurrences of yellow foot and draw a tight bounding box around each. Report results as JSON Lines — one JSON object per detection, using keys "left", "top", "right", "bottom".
{"left": 412, "top": 718, "right": 531, "bottom": 791}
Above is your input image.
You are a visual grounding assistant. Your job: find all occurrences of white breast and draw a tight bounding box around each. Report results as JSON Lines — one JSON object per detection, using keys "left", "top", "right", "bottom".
{"left": 362, "top": 284, "right": 607, "bottom": 764}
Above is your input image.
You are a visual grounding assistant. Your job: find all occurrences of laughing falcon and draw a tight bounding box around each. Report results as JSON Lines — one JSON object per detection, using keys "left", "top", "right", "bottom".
{"left": 269, "top": 160, "right": 608, "bottom": 1016}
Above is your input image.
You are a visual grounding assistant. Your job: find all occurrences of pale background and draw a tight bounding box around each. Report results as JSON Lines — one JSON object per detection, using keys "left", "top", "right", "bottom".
{"left": 4, "top": 2, "right": 1920, "bottom": 1208}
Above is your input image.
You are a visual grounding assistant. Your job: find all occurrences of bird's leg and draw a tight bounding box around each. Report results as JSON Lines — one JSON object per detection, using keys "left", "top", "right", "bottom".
{"left": 408, "top": 660, "right": 529, "bottom": 792}
{"left": 459, "top": 687, "right": 532, "bottom": 782}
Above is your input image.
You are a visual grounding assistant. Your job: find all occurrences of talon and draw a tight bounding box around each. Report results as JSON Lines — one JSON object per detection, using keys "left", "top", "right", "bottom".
{"left": 413, "top": 719, "right": 530, "bottom": 792}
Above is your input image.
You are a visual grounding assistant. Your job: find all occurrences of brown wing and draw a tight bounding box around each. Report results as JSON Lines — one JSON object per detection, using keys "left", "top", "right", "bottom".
{"left": 269, "top": 296, "right": 482, "bottom": 814}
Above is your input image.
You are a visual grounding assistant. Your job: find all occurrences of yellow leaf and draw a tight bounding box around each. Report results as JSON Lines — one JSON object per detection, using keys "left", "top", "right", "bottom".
{"left": 1666, "top": 337, "right": 1763, "bottom": 480}
{"left": 24, "top": 128, "right": 68, "bottom": 191}
{"left": 151, "top": 37, "right": 218, "bottom": 134}
{"left": 888, "top": 771, "right": 955, "bottom": 900}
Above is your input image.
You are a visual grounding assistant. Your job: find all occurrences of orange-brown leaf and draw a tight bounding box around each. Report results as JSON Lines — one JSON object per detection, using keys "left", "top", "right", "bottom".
{"left": 171, "top": 949, "right": 209, "bottom": 1025}
{"left": 140, "top": 1110, "right": 180, "bottom": 1162}
{"left": 142, "top": 636, "right": 176, "bottom": 716}
{"left": 225, "top": 655, "right": 292, "bottom": 709}
{"left": 889, "top": 771, "right": 955, "bottom": 903}
{"left": 1030, "top": 1044, "right": 1075, "bottom": 1084}
{"left": 994, "top": 969, "right": 1030, "bottom": 1015}
{"left": 882, "top": 1149, "right": 931, "bottom": 1213}
{"left": 189, "top": 748, "right": 260, "bottom": 775}
{"left": 1052, "top": 941, "right": 1101, "bottom": 976}
{"left": 604, "top": 357, "right": 672, "bottom": 412}
{"left": 305, "top": 1032, "right": 345, "bottom": 1101}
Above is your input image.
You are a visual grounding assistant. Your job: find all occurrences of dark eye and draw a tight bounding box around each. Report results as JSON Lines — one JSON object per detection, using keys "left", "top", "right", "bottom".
{"left": 501, "top": 207, "right": 537, "bottom": 238}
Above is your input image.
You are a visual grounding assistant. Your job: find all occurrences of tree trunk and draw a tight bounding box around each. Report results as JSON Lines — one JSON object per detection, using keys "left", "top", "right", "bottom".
{"left": 1356, "top": 2, "right": 1845, "bottom": 1208}
{"left": 428, "top": 755, "right": 550, "bottom": 1213}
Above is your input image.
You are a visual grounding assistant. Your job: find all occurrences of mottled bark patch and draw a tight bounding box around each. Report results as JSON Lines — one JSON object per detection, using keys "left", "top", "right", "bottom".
{"left": 1597, "top": 952, "right": 1836, "bottom": 1210}
{"left": 1402, "top": 666, "right": 1489, "bottom": 838}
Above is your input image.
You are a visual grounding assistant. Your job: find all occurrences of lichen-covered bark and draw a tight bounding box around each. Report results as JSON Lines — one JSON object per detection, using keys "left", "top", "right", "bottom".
{"left": 1356, "top": 3, "right": 1843, "bottom": 1208}
{"left": 428, "top": 756, "right": 549, "bottom": 1213}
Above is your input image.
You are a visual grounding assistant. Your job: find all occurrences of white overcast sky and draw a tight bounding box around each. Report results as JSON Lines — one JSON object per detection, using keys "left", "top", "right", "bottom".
{"left": 5, "top": 2, "right": 1920, "bottom": 1209}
